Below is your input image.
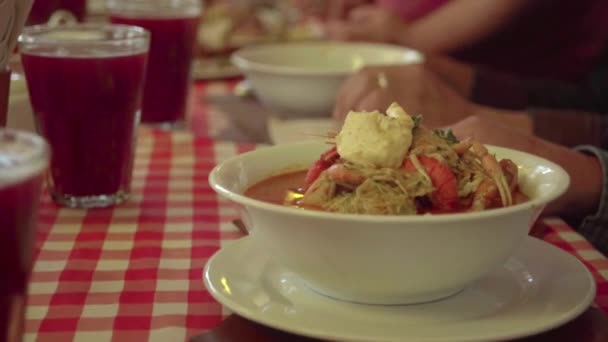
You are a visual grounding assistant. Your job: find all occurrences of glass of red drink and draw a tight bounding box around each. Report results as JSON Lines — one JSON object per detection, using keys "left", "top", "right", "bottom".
{"left": 19, "top": 24, "right": 149, "bottom": 208}
{"left": 107, "top": 0, "right": 202, "bottom": 127}
{"left": 27, "top": 0, "right": 87, "bottom": 26}
{"left": 0, "top": 129, "right": 49, "bottom": 342}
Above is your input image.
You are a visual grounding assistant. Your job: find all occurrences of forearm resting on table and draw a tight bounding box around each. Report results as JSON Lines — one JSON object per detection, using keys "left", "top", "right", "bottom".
{"left": 471, "top": 64, "right": 607, "bottom": 112}
{"left": 530, "top": 109, "right": 607, "bottom": 148}
{"left": 470, "top": 106, "right": 533, "bottom": 133}
{"left": 473, "top": 107, "right": 603, "bottom": 218}
{"left": 473, "top": 105, "right": 607, "bottom": 148}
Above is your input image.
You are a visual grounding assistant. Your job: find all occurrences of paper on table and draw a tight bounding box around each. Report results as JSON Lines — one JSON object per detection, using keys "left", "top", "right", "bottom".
{"left": 267, "top": 116, "right": 339, "bottom": 145}
{"left": 0, "top": 0, "right": 34, "bottom": 69}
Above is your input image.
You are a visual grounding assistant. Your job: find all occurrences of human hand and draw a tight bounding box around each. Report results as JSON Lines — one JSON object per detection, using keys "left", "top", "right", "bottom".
{"left": 447, "top": 115, "right": 602, "bottom": 219}
{"left": 333, "top": 64, "right": 475, "bottom": 128}
{"left": 448, "top": 115, "right": 537, "bottom": 153}
{"left": 325, "top": 5, "right": 406, "bottom": 43}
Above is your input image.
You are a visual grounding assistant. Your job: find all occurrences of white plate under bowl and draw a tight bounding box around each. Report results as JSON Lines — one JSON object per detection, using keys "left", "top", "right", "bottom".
{"left": 204, "top": 236, "right": 595, "bottom": 342}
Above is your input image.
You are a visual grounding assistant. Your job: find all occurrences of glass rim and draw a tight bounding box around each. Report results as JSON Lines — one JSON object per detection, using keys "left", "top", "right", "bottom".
{"left": 105, "top": 0, "right": 202, "bottom": 15}
{"left": 19, "top": 23, "right": 150, "bottom": 46}
{"left": 0, "top": 129, "right": 50, "bottom": 187}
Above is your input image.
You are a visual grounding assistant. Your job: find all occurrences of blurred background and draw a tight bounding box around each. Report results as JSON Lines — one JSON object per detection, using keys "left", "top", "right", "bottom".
{"left": 9, "top": 0, "right": 608, "bottom": 144}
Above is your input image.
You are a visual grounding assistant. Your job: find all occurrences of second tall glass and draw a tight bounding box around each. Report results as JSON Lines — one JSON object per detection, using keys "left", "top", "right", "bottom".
{"left": 19, "top": 24, "right": 149, "bottom": 208}
{"left": 107, "top": 0, "right": 202, "bottom": 127}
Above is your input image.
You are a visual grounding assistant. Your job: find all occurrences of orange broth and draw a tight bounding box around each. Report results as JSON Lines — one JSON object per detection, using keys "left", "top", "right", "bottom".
{"left": 244, "top": 170, "right": 530, "bottom": 213}
{"left": 244, "top": 170, "right": 307, "bottom": 205}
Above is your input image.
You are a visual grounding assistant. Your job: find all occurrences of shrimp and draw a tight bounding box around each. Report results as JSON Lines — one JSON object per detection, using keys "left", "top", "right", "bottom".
{"left": 304, "top": 146, "right": 340, "bottom": 188}
{"left": 500, "top": 159, "right": 519, "bottom": 192}
{"left": 452, "top": 138, "right": 473, "bottom": 156}
{"left": 454, "top": 139, "right": 513, "bottom": 209}
{"left": 326, "top": 164, "right": 366, "bottom": 186}
{"left": 404, "top": 156, "right": 458, "bottom": 210}
{"left": 471, "top": 180, "right": 500, "bottom": 210}
{"left": 410, "top": 127, "right": 459, "bottom": 166}
{"left": 301, "top": 172, "right": 337, "bottom": 208}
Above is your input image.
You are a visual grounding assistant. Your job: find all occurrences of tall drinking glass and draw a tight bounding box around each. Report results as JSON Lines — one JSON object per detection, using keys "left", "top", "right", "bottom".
{"left": 0, "top": 129, "right": 49, "bottom": 342}
{"left": 19, "top": 24, "right": 149, "bottom": 208}
{"left": 107, "top": 0, "right": 202, "bottom": 127}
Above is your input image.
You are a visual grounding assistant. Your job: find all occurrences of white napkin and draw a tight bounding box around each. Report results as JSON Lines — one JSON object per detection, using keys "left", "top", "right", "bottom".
{"left": 0, "top": 0, "right": 34, "bottom": 69}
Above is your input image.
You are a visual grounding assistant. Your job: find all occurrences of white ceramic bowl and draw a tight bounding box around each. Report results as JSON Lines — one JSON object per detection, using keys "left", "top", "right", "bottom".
{"left": 231, "top": 42, "right": 423, "bottom": 117}
{"left": 209, "top": 141, "right": 570, "bottom": 305}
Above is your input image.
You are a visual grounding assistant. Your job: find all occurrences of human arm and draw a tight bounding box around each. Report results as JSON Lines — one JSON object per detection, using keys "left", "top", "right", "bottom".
{"left": 325, "top": 0, "right": 529, "bottom": 53}
{"left": 467, "top": 104, "right": 608, "bottom": 149}
{"left": 395, "top": 0, "right": 529, "bottom": 53}
{"left": 396, "top": 54, "right": 608, "bottom": 114}
{"left": 471, "top": 65, "right": 608, "bottom": 112}
{"left": 574, "top": 145, "right": 608, "bottom": 255}
{"left": 333, "top": 63, "right": 608, "bottom": 252}
{"left": 334, "top": 62, "right": 608, "bottom": 147}
{"left": 448, "top": 115, "right": 608, "bottom": 254}
{"left": 332, "top": 64, "right": 530, "bottom": 130}
{"left": 410, "top": 55, "right": 608, "bottom": 148}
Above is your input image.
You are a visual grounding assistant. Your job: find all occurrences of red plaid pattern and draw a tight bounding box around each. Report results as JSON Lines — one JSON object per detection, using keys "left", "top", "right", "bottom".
{"left": 189, "top": 80, "right": 241, "bottom": 138}
{"left": 27, "top": 130, "right": 252, "bottom": 341}
{"left": 543, "top": 218, "right": 608, "bottom": 310}
{"left": 24, "top": 131, "right": 608, "bottom": 341}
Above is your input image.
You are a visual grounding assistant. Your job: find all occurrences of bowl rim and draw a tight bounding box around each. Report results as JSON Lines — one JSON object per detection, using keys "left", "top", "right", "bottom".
{"left": 209, "top": 141, "right": 571, "bottom": 223}
{"left": 230, "top": 41, "right": 425, "bottom": 77}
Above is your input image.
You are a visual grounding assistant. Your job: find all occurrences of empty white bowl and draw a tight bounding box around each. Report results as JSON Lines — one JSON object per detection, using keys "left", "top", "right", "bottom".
{"left": 231, "top": 42, "right": 423, "bottom": 117}
{"left": 209, "top": 141, "right": 569, "bottom": 305}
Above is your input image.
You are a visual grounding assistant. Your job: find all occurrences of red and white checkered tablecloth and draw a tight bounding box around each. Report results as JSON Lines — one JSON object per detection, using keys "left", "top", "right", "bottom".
{"left": 189, "top": 80, "right": 242, "bottom": 139}
{"left": 25, "top": 130, "right": 254, "bottom": 342}
{"left": 20, "top": 73, "right": 608, "bottom": 342}
{"left": 24, "top": 127, "right": 608, "bottom": 341}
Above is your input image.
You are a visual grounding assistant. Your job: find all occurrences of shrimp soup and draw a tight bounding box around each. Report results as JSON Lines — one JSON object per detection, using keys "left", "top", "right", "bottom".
{"left": 245, "top": 170, "right": 307, "bottom": 205}
{"left": 247, "top": 103, "right": 531, "bottom": 215}
{"left": 244, "top": 169, "right": 529, "bottom": 215}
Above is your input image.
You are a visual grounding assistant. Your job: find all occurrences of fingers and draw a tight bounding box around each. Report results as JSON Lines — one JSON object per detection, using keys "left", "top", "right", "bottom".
{"left": 449, "top": 111, "right": 534, "bottom": 145}
{"left": 334, "top": 88, "right": 393, "bottom": 122}
{"left": 333, "top": 65, "right": 425, "bottom": 121}
{"left": 357, "top": 88, "right": 393, "bottom": 112}
{"left": 447, "top": 114, "right": 536, "bottom": 150}
{"left": 333, "top": 68, "right": 384, "bottom": 120}
{"left": 447, "top": 116, "right": 481, "bottom": 140}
